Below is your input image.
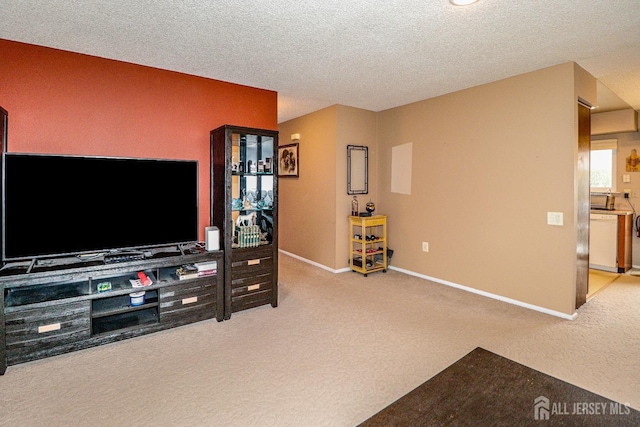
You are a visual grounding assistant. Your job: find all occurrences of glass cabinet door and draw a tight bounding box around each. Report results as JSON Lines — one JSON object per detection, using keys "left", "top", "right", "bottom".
{"left": 230, "top": 132, "right": 275, "bottom": 248}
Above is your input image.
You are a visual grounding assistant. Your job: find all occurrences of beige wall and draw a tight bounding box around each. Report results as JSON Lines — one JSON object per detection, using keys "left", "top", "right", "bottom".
{"left": 592, "top": 109, "right": 638, "bottom": 135}
{"left": 278, "top": 105, "right": 377, "bottom": 269}
{"left": 278, "top": 106, "right": 338, "bottom": 268}
{"left": 377, "top": 63, "right": 596, "bottom": 315}
{"left": 335, "top": 106, "right": 378, "bottom": 268}
{"left": 279, "top": 62, "right": 597, "bottom": 316}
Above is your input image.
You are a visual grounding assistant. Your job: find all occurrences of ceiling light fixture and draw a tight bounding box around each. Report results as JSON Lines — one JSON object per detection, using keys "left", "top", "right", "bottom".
{"left": 450, "top": 0, "right": 479, "bottom": 5}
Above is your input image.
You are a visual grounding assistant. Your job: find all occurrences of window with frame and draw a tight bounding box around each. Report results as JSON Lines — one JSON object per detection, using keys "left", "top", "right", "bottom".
{"left": 590, "top": 139, "right": 617, "bottom": 193}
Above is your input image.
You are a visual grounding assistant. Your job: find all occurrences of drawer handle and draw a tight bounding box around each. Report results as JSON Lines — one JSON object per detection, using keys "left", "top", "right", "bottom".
{"left": 247, "top": 259, "right": 261, "bottom": 266}
{"left": 182, "top": 296, "right": 198, "bottom": 305}
{"left": 38, "top": 323, "right": 61, "bottom": 334}
{"left": 247, "top": 284, "right": 260, "bottom": 291}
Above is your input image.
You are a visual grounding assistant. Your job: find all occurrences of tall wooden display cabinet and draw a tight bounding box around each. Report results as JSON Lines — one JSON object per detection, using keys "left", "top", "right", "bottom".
{"left": 210, "top": 125, "right": 278, "bottom": 319}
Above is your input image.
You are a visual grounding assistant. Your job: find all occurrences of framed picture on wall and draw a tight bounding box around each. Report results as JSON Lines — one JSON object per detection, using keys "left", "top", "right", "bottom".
{"left": 278, "top": 143, "right": 299, "bottom": 177}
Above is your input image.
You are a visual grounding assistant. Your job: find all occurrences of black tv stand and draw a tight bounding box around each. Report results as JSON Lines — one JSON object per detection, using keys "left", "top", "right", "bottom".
{"left": 0, "top": 247, "right": 223, "bottom": 375}
{"left": 0, "top": 244, "right": 200, "bottom": 274}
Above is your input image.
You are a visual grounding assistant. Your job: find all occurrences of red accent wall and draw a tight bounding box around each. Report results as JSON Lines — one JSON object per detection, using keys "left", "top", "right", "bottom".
{"left": 0, "top": 39, "right": 277, "bottom": 241}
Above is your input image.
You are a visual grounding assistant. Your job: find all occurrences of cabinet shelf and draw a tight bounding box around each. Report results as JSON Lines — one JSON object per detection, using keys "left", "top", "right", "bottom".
{"left": 232, "top": 172, "right": 274, "bottom": 177}
{"left": 4, "top": 281, "right": 90, "bottom": 307}
{"left": 91, "top": 290, "right": 159, "bottom": 318}
{"left": 232, "top": 207, "right": 274, "bottom": 212}
{"left": 353, "top": 250, "right": 385, "bottom": 256}
{"left": 92, "top": 270, "right": 157, "bottom": 294}
{"left": 91, "top": 307, "right": 159, "bottom": 335}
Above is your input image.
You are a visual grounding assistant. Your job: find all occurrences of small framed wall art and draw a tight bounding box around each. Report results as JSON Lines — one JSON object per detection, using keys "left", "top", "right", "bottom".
{"left": 278, "top": 143, "right": 299, "bottom": 177}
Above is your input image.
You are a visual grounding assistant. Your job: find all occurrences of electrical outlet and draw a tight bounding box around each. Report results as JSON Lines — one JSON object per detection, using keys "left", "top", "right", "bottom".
{"left": 422, "top": 242, "right": 429, "bottom": 252}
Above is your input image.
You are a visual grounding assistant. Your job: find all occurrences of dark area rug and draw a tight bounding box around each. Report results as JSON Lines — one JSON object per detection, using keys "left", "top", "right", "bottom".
{"left": 358, "top": 347, "right": 640, "bottom": 426}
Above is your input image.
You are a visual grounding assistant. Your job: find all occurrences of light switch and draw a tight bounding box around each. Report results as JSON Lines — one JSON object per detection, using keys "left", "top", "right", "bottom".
{"left": 623, "top": 174, "right": 631, "bottom": 183}
{"left": 547, "top": 212, "right": 563, "bottom": 226}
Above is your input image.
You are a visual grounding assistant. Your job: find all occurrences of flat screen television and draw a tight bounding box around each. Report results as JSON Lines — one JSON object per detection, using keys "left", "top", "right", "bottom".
{"left": 2, "top": 153, "right": 199, "bottom": 262}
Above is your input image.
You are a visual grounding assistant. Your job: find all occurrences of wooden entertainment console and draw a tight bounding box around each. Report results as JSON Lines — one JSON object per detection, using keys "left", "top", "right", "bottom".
{"left": 0, "top": 247, "right": 223, "bottom": 375}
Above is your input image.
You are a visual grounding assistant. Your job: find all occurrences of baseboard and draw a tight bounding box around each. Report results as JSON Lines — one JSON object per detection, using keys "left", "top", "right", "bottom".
{"left": 388, "top": 265, "right": 578, "bottom": 321}
{"left": 628, "top": 267, "right": 640, "bottom": 276}
{"left": 278, "top": 250, "right": 578, "bottom": 320}
{"left": 278, "top": 249, "right": 351, "bottom": 273}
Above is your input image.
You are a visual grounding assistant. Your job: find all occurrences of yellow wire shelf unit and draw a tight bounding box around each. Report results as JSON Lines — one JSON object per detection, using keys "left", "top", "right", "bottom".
{"left": 349, "top": 215, "right": 387, "bottom": 277}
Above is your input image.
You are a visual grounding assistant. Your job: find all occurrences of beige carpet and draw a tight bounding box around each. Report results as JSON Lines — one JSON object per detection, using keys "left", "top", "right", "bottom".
{"left": 1, "top": 254, "right": 639, "bottom": 426}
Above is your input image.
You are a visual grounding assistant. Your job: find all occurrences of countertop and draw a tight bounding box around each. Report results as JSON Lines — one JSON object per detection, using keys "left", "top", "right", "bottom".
{"left": 590, "top": 209, "right": 633, "bottom": 216}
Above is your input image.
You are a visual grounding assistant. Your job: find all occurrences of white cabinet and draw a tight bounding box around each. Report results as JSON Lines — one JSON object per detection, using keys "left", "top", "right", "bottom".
{"left": 589, "top": 212, "right": 632, "bottom": 272}
{"left": 590, "top": 214, "right": 618, "bottom": 272}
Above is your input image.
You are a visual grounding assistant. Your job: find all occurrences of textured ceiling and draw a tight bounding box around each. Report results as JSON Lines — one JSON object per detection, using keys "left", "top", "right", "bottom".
{"left": 1, "top": 0, "right": 639, "bottom": 123}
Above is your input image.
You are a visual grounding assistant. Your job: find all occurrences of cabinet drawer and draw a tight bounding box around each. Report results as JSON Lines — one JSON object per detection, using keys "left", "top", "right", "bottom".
{"left": 159, "top": 279, "right": 217, "bottom": 323}
{"left": 231, "top": 271, "right": 273, "bottom": 292}
{"left": 231, "top": 250, "right": 273, "bottom": 280}
{"left": 231, "top": 270, "right": 273, "bottom": 293}
{"left": 231, "top": 288, "right": 273, "bottom": 313}
{"left": 231, "top": 246, "right": 273, "bottom": 262}
{"left": 5, "top": 300, "right": 91, "bottom": 364}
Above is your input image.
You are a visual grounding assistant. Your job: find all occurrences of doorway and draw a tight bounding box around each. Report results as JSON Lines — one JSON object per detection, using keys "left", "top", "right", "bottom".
{"left": 576, "top": 101, "right": 591, "bottom": 309}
